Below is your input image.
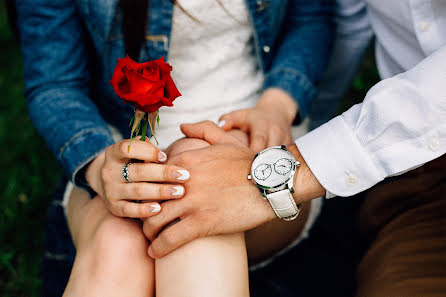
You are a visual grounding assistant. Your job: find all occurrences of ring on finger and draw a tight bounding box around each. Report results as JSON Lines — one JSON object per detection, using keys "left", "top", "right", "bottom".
{"left": 122, "top": 162, "right": 132, "bottom": 183}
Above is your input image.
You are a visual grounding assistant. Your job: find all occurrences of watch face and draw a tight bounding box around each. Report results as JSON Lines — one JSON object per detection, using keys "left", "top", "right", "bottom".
{"left": 274, "top": 158, "right": 293, "bottom": 175}
{"left": 251, "top": 147, "right": 296, "bottom": 189}
{"left": 254, "top": 163, "right": 272, "bottom": 180}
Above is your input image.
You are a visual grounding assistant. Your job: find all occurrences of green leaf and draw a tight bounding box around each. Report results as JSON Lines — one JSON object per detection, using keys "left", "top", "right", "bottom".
{"left": 152, "top": 135, "right": 159, "bottom": 146}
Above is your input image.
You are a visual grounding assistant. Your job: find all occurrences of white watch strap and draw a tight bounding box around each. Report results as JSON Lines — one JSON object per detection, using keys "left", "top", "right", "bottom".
{"left": 266, "top": 190, "right": 301, "bottom": 220}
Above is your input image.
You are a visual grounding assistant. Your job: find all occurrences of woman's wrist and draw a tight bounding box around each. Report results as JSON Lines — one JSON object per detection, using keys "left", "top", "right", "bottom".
{"left": 256, "top": 88, "right": 298, "bottom": 125}
{"left": 85, "top": 152, "right": 105, "bottom": 195}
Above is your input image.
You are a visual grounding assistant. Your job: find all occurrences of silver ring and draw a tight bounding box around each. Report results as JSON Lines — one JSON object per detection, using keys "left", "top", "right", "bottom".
{"left": 122, "top": 162, "right": 132, "bottom": 183}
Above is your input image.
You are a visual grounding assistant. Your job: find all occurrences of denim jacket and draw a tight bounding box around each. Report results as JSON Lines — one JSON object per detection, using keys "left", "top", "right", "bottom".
{"left": 15, "top": 0, "right": 333, "bottom": 186}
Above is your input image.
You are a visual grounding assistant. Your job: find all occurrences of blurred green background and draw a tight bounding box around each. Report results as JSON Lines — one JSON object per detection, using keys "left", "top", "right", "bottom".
{"left": 0, "top": 1, "right": 61, "bottom": 296}
{"left": 0, "top": 0, "right": 380, "bottom": 295}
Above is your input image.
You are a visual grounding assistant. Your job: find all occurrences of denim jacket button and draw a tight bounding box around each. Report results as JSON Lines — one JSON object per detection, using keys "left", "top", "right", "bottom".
{"left": 263, "top": 45, "right": 270, "bottom": 53}
{"left": 256, "top": 0, "right": 269, "bottom": 12}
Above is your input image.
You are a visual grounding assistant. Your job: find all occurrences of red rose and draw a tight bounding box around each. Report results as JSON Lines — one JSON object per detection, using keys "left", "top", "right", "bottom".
{"left": 110, "top": 56, "right": 181, "bottom": 113}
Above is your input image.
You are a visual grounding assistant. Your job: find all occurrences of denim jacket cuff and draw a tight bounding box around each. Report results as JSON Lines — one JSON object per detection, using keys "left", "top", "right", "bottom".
{"left": 58, "top": 128, "right": 114, "bottom": 191}
{"left": 263, "top": 68, "right": 317, "bottom": 119}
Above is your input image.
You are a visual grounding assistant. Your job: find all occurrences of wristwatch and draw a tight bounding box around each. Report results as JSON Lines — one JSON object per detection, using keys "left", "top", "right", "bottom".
{"left": 248, "top": 145, "right": 301, "bottom": 221}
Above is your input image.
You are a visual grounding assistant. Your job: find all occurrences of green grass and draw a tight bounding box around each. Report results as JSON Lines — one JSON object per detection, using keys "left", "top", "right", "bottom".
{"left": 0, "top": 1, "right": 61, "bottom": 296}
{"left": 0, "top": 0, "right": 380, "bottom": 295}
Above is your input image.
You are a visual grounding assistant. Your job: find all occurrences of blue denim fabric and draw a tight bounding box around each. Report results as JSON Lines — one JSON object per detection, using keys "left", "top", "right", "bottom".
{"left": 15, "top": 0, "right": 333, "bottom": 188}
{"left": 308, "top": 0, "right": 373, "bottom": 130}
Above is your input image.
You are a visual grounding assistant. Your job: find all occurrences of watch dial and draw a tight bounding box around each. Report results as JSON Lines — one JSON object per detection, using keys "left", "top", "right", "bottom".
{"left": 254, "top": 163, "right": 272, "bottom": 180}
{"left": 251, "top": 147, "right": 296, "bottom": 188}
{"left": 274, "top": 158, "right": 293, "bottom": 175}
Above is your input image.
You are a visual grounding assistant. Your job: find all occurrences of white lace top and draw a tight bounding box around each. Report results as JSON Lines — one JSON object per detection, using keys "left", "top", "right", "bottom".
{"left": 156, "top": 0, "right": 264, "bottom": 148}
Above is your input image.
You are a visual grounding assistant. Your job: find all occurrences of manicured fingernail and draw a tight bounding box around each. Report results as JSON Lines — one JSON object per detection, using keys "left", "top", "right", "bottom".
{"left": 170, "top": 186, "right": 184, "bottom": 196}
{"left": 217, "top": 120, "right": 226, "bottom": 127}
{"left": 149, "top": 204, "right": 161, "bottom": 213}
{"left": 158, "top": 151, "right": 167, "bottom": 162}
{"left": 174, "top": 170, "right": 190, "bottom": 181}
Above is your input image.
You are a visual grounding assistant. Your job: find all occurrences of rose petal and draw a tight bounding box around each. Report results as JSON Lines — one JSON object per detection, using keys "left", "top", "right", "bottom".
{"left": 137, "top": 62, "right": 161, "bottom": 81}
{"left": 123, "top": 67, "right": 160, "bottom": 94}
{"left": 110, "top": 55, "right": 181, "bottom": 114}
{"left": 132, "top": 95, "right": 175, "bottom": 113}
{"left": 164, "top": 76, "right": 181, "bottom": 102}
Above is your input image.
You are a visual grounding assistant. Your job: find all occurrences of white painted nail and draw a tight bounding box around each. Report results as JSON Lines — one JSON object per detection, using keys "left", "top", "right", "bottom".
{"left": 175, "top": 170, "right": 190, "bottom": 181}
{"left": 158, "top": 151, "right": 167, "bottom": 162}
{"left": 217, "top": 120, "right": 226, "bottom": 128}
{"left": 170, "top": 186, "right": 184, "bottom": 196}
{"left": 150, "top": 204, "right": 161, "bottom": 213}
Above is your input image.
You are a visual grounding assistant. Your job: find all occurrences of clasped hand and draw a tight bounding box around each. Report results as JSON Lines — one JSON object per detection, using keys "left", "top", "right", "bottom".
{"left": 86, "top": 89, "right": 299, "bottom": 257}
{"left": 142, "top": 89, "right": 299, "bottom": 258}
{"left": 142, "top": 122, "right": 277, "bottom": 258}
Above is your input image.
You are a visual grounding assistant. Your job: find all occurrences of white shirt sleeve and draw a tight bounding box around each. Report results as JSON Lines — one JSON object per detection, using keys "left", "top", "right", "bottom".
{"left": 296, "top": 46, "right": 446, "bottom": 197}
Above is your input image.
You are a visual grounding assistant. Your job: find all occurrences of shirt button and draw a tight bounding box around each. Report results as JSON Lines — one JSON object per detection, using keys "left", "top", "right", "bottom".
{"left": 419, "top": 21, "right": 430, "bottom": 32}
{"left": 345, "top": 174, "right": 358, "bottom": 186}
{"left": 428, "top": 138, "right": 440, "bottom": 151}
{"left": 263, "top": 45, "right": 270, "bottom": 53}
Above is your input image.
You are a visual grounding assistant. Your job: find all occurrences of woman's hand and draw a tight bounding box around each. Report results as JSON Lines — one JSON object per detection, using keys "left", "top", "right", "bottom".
{"left": 218, "top": 89, "right": 298, "bottom": 152}
{"left": 84, "top": 138, "right": 190, "bottom": 218}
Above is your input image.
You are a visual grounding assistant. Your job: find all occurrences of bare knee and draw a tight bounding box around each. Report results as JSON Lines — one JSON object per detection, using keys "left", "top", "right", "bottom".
{"left": 91, "top": 215, "right": 149, "bottom": 262}
{"left": 165, "top": 129, "right": 248, "bottom": 158}
{"left": 165, "top": 137, "right": 211, "bottom": 157}
{"left": 66, "top": 196, "right": 154, "bottom": 296}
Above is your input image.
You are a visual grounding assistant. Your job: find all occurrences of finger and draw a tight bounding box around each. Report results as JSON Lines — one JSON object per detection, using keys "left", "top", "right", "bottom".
{"left": 180, "top": 121, "right": 243, "bottom": 145}
{"left": 266, "top": 129, "right": 286, "bottom": 148}
{"left": 143, "top": 200, "right": 186, "bottom": 241}
{"left": 112, "top": 201, "right": 162, "bottom": 218}
{"left": 126, "top": 162, "right": 190, "bottom": 183}
{"left": 148, "top": 215, "right": 202, "bottom": 258}
{"left": 121, "top": 183, "right": 186, "bottom": 201}
{"left": 249, "top": 126, "right": 269, "bottom": 152}
{"left": 219, "top": 109, "right": 248, "bottom": 131}
{"left": 218, "top": 110, "right": 248, "bottom": 131}
{"left": 113, "top": 139, "right": 167, "bottom": 162}
{"left": 216, "top": 118, "right": 231, "bottom": 131}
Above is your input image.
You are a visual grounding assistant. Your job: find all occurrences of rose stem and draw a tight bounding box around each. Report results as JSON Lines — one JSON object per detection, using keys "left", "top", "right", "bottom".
{"left": 140, "top": 114, "right": 149, "bottom": 141}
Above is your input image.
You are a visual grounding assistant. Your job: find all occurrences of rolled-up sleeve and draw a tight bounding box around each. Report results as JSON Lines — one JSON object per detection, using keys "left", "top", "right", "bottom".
{"left": 296, "top": 46, "right": 446, "bottom": 197}
{"left": 16, "top": 0, "right": 114, "bottom": 184}
{"left": 263, "top": 0, "right": 334, "bottom": 119}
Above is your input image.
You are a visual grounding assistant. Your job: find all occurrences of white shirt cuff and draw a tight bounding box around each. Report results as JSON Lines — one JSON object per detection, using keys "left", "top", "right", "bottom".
{"left": 295, "top": 115, "right": 385, "bottom": 197}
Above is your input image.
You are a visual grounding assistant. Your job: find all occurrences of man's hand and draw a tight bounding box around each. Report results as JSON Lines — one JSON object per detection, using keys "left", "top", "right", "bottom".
{"left": 142, "top": 121, "right": 276, "bottom": 258}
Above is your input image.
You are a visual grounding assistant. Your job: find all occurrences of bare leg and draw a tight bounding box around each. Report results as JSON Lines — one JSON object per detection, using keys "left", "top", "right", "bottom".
{"left": 155, "top": 137, "right": 250, "bottom": 297}
{"left": 63, "top": 188, "right": 155, "bottom": 297}
{"left": 156, "top": 233, "right": 249, "bottom": 297}
{"left": 155, "top": 130, "right": 311, "bottom": 296}
{"left": 63, "top": 129, "right": 311, "bottom": 297}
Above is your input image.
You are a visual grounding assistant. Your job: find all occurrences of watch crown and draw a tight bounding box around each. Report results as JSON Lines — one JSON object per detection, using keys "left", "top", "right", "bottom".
{"left": 248, "top": 174, "right": 252, "bottom": 180}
